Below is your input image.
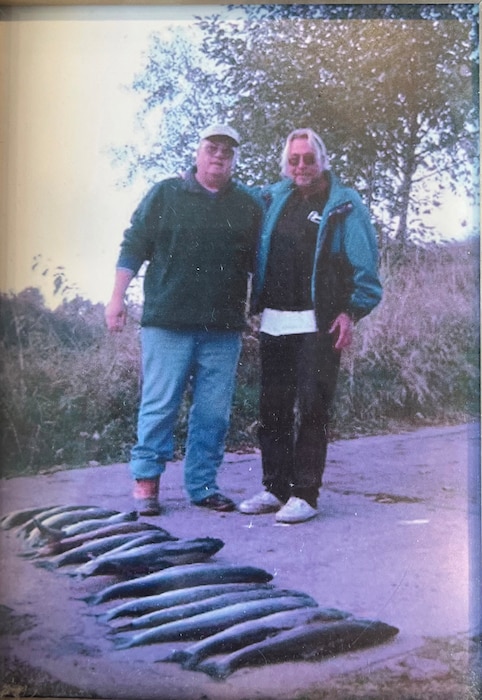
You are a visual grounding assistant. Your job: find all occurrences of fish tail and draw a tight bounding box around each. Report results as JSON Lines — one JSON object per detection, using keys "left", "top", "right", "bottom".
{"left": 109, "top": 623, "right": 131, "bottom": 633}
{"left": 70, "top": 571, "right": 88, "bottom": 580}
{"left": 16, "top": 526, "right": 30, "bottom": 538}
{"left": 181, "top": 653, "right": 202, "bottom": 670}
{"left": 197, "top": 660, "right": 229, "bottom": 680}
{"left": 41, "top": 543, "right": 62, "bottom": 556}
{"left": 82, "top": 594, "right": 101, "bottom": 605}
{"left": 18, "top": 549, "right": 38, "bottom": 559}
{"left": 33, "top": 560, "right": 55, "bottom": 571}
{"left": 32, "top": 519, "right": 65, "bottom": 543}
{"left": 160, "top": 649, "right": 189, "bottom": 664}
{"left": 112, "top": 636, "right": 133, "bottom": 650}
{"left": 96, "top": 612, "right": 113, "bottom": 623}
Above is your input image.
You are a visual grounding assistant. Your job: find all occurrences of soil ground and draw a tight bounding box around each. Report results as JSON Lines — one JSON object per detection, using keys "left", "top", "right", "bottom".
{"left": 0, "top": 423, "right": 480, "bottom": 700}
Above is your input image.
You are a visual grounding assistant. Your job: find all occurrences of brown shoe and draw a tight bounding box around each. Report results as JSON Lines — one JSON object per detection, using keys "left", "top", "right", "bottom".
{"left": 193, "top": 493, "right": 236, "bottom": 512}
{"left": 133, "top": 478, "right": 160, "bottom": 516}
{"left": 137, "top": 498, "right": 161, "bottom": 517}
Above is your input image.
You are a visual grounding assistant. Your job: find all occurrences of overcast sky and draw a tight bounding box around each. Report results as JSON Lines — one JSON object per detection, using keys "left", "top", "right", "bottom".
{"left": 3, "top": 5, "right": 476, "bottom": 308}
{"left": 4, "top": 6, "right": 228, "bottom": 306}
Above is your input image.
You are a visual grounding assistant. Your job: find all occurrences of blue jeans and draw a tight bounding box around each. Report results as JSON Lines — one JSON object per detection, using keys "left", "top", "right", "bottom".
{"left": 130, "top": 327, "right": 242, "bottom": 502}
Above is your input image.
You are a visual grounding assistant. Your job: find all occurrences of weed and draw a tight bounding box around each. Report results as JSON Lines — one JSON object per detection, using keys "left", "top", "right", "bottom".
{"left": 0, "top": 241, "right": 479, "bottom": 476}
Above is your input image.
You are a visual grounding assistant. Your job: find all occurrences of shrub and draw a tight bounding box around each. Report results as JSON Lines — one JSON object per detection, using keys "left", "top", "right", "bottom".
{"left": 0, "top": 240, "right": 479, "bottom": 476}
{"left": 332, "top": 240, "right": 480, "bottom": 435}
{"left": 0, "top": 293, "right": 141, "bottom": 476}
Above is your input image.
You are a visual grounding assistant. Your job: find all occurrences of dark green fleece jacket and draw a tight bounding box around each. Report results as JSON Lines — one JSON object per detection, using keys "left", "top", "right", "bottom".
{"left": 117, "top": 170, "right": 262, "bottom": 330}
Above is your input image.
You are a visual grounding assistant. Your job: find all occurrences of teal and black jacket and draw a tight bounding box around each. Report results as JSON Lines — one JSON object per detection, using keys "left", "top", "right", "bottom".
{"left": 117, "top": 170, "right": 262, "bottom": 331}
{"left": 252, "top": 173, "right": 383, "bottom": 333}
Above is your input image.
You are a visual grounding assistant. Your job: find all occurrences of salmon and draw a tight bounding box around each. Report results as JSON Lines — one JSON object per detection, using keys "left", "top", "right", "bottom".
{"left": 17, "top": 505, "right": 100, "bottom": 537}
{"left": 165, "top": 606, "right": 351, "bottom": 669}
{"left": 0, "top": 506, "right": 60, "bottom": 530}
{"left": 55, "top": 511, "right": 138, "bottom": 539}
{"left": 98, "top": 583, "right": 275, "bottom": 623}
{"left": 74, "top": 537, "right": 225, "bottom": 578}
{"left": 83, "top": 563, "right": 273, "bottom": 606}
{"left": 113, "top": 594, "right": 317, "bottom": 649}
{"left": 34, "top": 507, "right": 120, "bottom": 532}
{"left": 34, "top": 532, "right": 174, "bottom": 570}
{"left": 197, "top": 618, "right": 399, "bottom": 678}
{"left": 26, "top": 511, "right": 138, "bottom": 548}
{"left": 113, "top": 588, "right": 317, "bottom": 633}
{"left": 34, "top": 522, "right": 174, "bottom": 557}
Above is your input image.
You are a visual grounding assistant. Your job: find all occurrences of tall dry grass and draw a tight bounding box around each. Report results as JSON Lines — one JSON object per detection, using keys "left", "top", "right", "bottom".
{"left": 334, "top": 241, "right": 479, "bottom": 435}
{"left": 0, "top": 241, "right": 479, "bottom": 476}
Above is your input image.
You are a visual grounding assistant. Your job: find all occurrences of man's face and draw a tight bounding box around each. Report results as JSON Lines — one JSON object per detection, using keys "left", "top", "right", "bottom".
{"left": 196, "top": 136, "right": 235, "bottom": 189}
{"left": 287, "top": 137, "right": 323, "bottom": 191}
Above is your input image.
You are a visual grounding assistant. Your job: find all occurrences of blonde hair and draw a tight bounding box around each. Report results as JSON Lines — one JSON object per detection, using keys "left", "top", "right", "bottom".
{"left": 280, "top": 128, "right": 330, "bottom": 177}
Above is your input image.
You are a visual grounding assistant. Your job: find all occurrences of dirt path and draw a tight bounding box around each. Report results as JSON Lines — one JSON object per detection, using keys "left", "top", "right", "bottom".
{"left": 0, "top": 423, "right": 480, "bottom": 699}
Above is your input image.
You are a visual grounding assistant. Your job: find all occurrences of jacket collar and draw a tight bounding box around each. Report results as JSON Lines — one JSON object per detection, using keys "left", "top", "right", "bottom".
{"left": 271, "top": 171, "right": 351, "bottom": 212}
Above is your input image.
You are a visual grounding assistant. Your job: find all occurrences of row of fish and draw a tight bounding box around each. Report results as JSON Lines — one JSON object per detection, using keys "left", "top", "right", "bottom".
{"left": 6, "top": 504, "right": 223, "bottom": 576}
{"left": 1, "top": 503, "right": 399, "bottom": 679}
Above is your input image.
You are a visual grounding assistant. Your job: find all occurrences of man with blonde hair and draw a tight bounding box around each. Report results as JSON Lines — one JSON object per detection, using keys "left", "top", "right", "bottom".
{"left": 239, "top": 127, "right": 382, "bottom": 523}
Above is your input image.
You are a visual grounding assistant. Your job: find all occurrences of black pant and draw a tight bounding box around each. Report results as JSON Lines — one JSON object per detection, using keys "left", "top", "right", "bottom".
{"left": 258, "top": 332, "right": 340, "bottom": 508}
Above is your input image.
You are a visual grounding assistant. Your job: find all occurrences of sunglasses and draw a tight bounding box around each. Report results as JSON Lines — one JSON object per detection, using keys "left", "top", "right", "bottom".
{"left": 204, "top": 142, "right": 235, "bottom": 160}
{"left": 288, "top": 154, "right": 317, "bottom": 166}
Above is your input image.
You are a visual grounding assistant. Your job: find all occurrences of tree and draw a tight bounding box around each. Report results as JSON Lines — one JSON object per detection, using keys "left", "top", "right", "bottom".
{"left": 197, "top": 10, "right": 477, "bottom": 244}
{"left": 109, "top": 26, "right": 233, "bottom": 186}
{"left": 111, "top": 5, "right": 478, "bottom": 245}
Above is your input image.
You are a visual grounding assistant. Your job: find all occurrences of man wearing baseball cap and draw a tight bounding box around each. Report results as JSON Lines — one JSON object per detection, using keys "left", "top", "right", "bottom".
{"left": 105, "top": 125, "right": 262, "bottom": 515}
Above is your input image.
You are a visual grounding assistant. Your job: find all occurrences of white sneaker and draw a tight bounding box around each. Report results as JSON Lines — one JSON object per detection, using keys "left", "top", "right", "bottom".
{"left": 275, "top": 496, "right": 318, "bottom": 524}
{"left": 238, "top": 491, "right": 283, "bottom": 515}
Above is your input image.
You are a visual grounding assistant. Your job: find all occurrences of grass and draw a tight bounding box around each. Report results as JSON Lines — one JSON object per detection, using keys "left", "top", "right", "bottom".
{"left": 0, "top": 240, "right": 479, "bottom": 477}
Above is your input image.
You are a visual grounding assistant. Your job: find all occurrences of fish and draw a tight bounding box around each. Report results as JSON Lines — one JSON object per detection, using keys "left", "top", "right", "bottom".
{"left": 112, "top": 588, "right": 318, "bottom": 633}
{"left": 17, "top": 505, "right": 100, "bottom": 537}
{"left": 33, "top": 507, "right": 120, "bottom": 532}
{"left": 113, "top": 594, "right": 317, "bottom": 650}
{"left": 98, "top": 583, "right": 275, "bottom": 623}
{"left": 65, "top": 531, "right": 183, "bottom": 566}
{"left": 26, "top": 520, "right": 66, "bottom": 546}
{"left": 25, "top": 510, "right": 137, "bottom": 549}
{"left": 83, "top": 564, "right": 273, "bottom": 606}
{"left": 34, "top": 532, "right": 175, "bottom": 570}
{"left": 196, "top": 617, "right": 399, "bottom": 679}
{"left": 74, "top": 537, "right": 225, "bottom": 578}
{"left": 34, "top": 522, "right": 174, "bottom": 557}
{"left": 26, "top": 509, "right": 124, "bottom": 548}
{"left": 81, "top": 531, "right": 183, "bottom": 557}
{"left": 54, "top": 511, "right": 138, "bottom": 539}
{"left": 0, "top": 506, "right": 60, "bottom": 530}
{"left": 165, "top": 606, "right": 352, "bottom": 669}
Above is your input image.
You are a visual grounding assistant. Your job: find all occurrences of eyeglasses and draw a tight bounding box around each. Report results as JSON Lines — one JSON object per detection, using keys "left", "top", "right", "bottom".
{"left": 204, "top": 142, "right": 235, "bottom": 160}
{"left": 288, "top": 153, "right": 317, "bottom": 166}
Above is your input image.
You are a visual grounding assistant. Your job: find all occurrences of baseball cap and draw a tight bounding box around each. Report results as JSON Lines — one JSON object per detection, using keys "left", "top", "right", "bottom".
{"left": 199, "top": 124, "right": 240, "bottom": 146}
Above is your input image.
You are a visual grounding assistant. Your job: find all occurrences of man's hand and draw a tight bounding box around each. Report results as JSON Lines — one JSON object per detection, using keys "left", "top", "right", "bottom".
{"left": 105, "top": 269, "right": 134, "bottom": 332}
{"left": 329, "top": 312, "right": 353, "bottom": 351}
{"left": 105, "top": 298, "right": 127, "bottom": 332}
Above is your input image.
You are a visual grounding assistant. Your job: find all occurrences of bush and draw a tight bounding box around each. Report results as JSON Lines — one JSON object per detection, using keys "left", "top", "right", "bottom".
{"left": 0, "top": 240, "right": 479, "bottom": 476}
{"left": 332, "top": 240, "right": 480, "bottom": 435}
{"left": 0, "top": 292, "right": 141, "bottom": 476}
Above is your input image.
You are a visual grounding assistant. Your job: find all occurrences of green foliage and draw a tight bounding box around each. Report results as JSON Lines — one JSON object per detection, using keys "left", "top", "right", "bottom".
{"left": 0, "top": 241, "right": 479, "bottom": 476}
{"left": 109, "top": 28, "right": 228, "bottom": 186}
{"left": 198, "top": 12, "right": 477, "bottom": 244}
{"left": 111, "top": 8, "right": 478, "bottom": 246}
{"left": 0, "top": 292, "right": 141, "bottom": 476}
